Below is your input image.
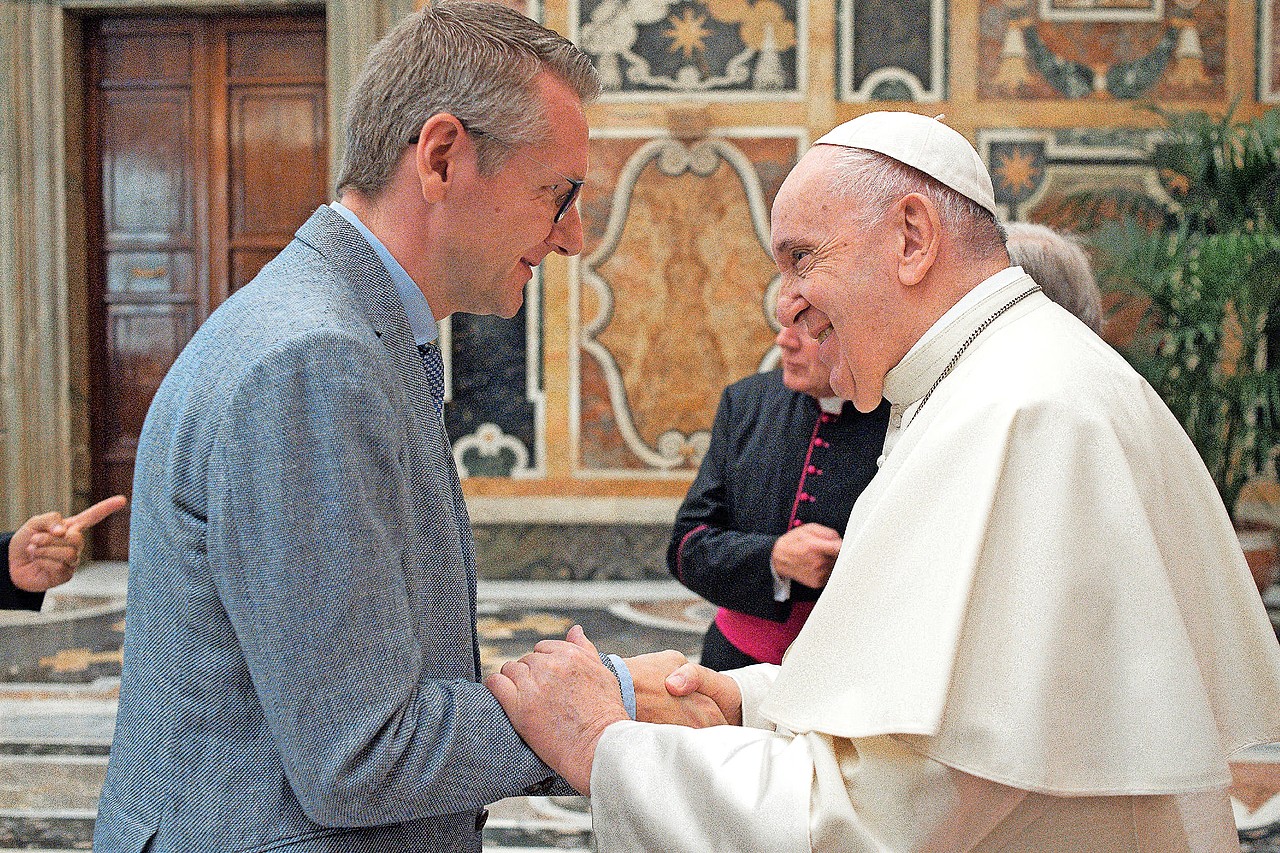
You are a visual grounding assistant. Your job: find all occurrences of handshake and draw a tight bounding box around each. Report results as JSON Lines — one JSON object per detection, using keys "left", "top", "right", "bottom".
{"left": 486, "top": 625, "right": 741, "bottom": 795}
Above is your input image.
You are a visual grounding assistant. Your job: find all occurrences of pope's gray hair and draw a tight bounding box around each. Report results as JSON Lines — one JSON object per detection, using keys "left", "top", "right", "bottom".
{"left": 336, "top": 1, "right": 600, "bottom": 197}
{"left": 823, "top": 147, "right": 1007, "bottom": 260}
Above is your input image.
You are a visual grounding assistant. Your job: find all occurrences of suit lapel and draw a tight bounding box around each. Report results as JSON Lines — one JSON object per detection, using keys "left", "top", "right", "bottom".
{"left": 292, "top": 208, "right": 478, "bottom": 625}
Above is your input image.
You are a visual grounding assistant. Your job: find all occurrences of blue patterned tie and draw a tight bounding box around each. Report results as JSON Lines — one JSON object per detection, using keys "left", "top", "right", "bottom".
{"left": 418, "top": 340, "right": 446, "bottom": 417}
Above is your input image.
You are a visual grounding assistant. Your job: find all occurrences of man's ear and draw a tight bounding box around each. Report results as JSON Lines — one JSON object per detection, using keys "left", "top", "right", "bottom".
{"left": 896, "top": 193, "right": 940, "bottom": 287}
{"left": 415, "top": 114, "right": 464, "bottom": 204}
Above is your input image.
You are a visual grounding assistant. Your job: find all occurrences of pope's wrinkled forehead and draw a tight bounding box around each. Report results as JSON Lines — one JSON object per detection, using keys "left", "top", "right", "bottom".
{"left": 772, "top": 146, "right": 846, "bottom": 215}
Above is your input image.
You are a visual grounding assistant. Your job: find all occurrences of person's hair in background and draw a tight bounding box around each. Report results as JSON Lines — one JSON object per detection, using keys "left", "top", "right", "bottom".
{"left": 336, "top": 0, "right": 601, "bottom": 196}
{"left": 1005, "top": 222, "right": 1103, "bottom": 335}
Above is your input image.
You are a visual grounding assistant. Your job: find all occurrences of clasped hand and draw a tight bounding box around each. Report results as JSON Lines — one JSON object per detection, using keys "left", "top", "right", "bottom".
{"left": 486, "top": 625, "right": 741, "bottom": 794}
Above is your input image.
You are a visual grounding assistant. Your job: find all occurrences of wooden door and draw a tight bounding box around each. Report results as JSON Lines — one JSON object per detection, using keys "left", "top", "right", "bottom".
{"left": 86, "top": 14, "right": 327, "bottom": 558}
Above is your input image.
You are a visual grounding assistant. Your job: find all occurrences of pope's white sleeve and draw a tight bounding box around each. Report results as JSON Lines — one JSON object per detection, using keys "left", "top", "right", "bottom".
{"left": 589, "top": 723, "right": 1031, "bottom": 853}
{"left": 590, "top": 721, "right": 813, "bottom": 852}
{"left": 725, "top": 663, "right": 780, "bottom": 730}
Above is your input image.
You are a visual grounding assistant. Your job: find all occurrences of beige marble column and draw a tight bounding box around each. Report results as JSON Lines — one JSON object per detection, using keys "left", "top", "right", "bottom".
{"left": 326, "top": 0, "right": 415, "bottom": 183}
{"left": 0, "top": 0, "right": 72, "bottom": 530}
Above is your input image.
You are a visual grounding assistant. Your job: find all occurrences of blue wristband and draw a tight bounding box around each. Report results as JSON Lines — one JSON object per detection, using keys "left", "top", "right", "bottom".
{"left": 607, "top": 653, "right": 637, "bottom": 720}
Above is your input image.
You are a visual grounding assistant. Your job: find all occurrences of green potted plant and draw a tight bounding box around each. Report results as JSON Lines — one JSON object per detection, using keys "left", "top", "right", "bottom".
{"left": 1086, "top": 104, "right": 1280, "bottom": 592}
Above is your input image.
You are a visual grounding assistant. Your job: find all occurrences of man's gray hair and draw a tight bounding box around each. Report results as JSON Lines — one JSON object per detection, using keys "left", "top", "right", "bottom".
{"left": 824, "top": 147, "right": 1007, "bottom": 260}
{"left": 1005, "top": 222, "right": 1103, "bottom": 333}
{"left": 336, "top": 1, "right": 601, "bottom": 197}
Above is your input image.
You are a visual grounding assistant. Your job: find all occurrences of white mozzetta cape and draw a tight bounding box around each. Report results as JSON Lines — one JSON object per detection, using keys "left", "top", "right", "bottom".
{"left": 590, "top": 273, "right": 1278, "bottom": 851}
{"left": 762, "top": 272, "right": 1280, "bottom": 795}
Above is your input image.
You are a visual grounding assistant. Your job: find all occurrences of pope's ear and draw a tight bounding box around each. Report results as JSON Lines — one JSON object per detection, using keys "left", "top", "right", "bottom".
{"left": 897, "top": 192, "right": 940, "bottom": 287}
{"left": 415, "top": 114, "right": 464, "bottom": 204}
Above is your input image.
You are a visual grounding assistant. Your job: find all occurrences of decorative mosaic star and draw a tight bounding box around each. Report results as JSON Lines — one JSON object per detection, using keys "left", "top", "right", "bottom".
{"left": 665, "top": 7, "right": 711, "bottom": 60}
{"left": 996, "top": 147, "right": 1040, "bottom": 194}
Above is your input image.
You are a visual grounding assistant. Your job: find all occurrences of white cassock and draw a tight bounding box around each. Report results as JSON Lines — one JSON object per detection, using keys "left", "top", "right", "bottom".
{"left": 591, "top": 269, "right": 1280, "bottom": 852}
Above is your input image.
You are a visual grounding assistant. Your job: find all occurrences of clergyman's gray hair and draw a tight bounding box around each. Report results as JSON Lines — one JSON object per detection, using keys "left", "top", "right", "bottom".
{"left": 1005, "top": 222, "right": 1104, "bottom": 333}
{"left": 824, "top": 147, "right": 1008, "bottom": 261}
{"left": 336, "top": 1, "right": 601, "bottom": 197}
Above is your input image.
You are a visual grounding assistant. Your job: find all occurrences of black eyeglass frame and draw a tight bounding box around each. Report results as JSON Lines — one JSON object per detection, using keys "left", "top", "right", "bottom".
{"left": 409, "top": 122, "right": 583, "bottom": 224}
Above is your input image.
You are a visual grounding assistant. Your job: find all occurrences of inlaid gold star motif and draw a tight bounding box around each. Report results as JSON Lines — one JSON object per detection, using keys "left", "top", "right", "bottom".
{"left": 665, "top": 8, "right": 711, "bottom": 60}
{"left": 996, "top": 147, "right": 1039, "bottom": 194}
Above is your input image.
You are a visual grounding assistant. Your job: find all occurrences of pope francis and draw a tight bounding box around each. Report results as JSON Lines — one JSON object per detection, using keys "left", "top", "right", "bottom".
{"left": 487, "top": 111, "right": 1280, "bottom": 852}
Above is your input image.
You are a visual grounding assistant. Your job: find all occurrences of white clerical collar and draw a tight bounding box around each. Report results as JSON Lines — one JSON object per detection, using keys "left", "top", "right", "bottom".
{"left": 818, "top": 396, "right": 844, "bottom": 414}
{"left": 882, "top": 267, "right": 1029, "bottom": 407}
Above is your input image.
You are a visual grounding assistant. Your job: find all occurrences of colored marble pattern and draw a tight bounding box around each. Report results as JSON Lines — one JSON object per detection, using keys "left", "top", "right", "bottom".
{"left": 575, "top": 0, "right": 801, "bottom": 96}
{"left": 1237, "top": 758, "right": 1280, "bottom": 852}
{"left": 594, "top": 165, "right": 775, "bottom": 443}
{"left": 0, "top": 816, "right": 95, "bottom": 850}
{"left": 446, "top": 296, "right": 542, "bottom": 478}
{"left": 1, "top": 607, "right": 125, "bottom": 685}
{"left": 476, "top": 602, "right": 703, "bottom": 675}
{"left": 978, "top": 127, "right": 1167, "bottom": 225}
{"left": 838, "top": 0, "right": 945, "bottom": 101}
{"left": 472, "top": 523, "right": 671, "bottom": 580}
{"left": 1041, "top": 0, "right": 1163, "bottom": 20}
{"left": 578, "top": 134, "right": 794, "bottom": 473}
{"left": 978, "top": 0, "right": 1225, "bottom": 100}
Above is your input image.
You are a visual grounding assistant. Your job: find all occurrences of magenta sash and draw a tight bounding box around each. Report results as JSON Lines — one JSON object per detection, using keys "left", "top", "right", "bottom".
{"left": 714, "top": 600, "right": 817, "bottom": 665}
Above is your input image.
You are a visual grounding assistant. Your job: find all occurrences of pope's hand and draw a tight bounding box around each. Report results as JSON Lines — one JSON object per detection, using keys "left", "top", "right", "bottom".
{"left": 624, "top": 650, "right": 727, "bottom": 727}
{"left": 8, "top": 495, "right": 129, "bottom": 594}
{"left": 663, "top": 661, "right": 744, "bottom": 727}
{"left": 486, "top": 625, "right": 628, "bottom": 795}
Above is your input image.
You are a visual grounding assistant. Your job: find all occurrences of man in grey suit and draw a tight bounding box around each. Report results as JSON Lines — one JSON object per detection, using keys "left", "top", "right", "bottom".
{"left": 95, "top": 6, "right": 718, "bottom": 851}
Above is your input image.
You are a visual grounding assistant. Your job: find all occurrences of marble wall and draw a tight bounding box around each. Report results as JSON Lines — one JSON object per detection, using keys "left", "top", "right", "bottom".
{"left": 1, "top": 0, "right": 1269, "bottom": 573}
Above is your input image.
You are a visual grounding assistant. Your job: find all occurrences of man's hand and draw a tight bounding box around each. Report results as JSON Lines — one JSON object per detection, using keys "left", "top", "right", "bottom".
{"left": 663, "top": 661, "right": 744, "bottom": 727}
{"left": 770, "top": 522, "right": 842, "bottom": 588}
{"left": 9, "top": 495, "right": 128, "bottom": 594}
{"left": 624, "top": 650, "right": 727, "bottom": 727}
{"left": 487, "top": 625, "right": 629, "bottom": 794}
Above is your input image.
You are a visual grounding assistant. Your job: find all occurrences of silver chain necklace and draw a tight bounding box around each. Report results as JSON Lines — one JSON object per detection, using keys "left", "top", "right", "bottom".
{"left": 907, "top": 285, "right": 1043, "bottom": 427}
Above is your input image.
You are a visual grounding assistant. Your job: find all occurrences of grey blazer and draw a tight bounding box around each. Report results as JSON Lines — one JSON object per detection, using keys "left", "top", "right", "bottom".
{"left": 95, "top": 206, "right": 561, "bottom": 853}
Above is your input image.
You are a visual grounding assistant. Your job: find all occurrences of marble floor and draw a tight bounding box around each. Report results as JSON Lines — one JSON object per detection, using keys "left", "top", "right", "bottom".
{"left": 1, "top": 565, "right": 1278, "bottom": 851}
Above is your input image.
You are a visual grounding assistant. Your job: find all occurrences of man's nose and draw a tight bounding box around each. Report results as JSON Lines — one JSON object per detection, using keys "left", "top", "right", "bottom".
{"left": 549, "top": 204, "right": 584, "bottom": 256}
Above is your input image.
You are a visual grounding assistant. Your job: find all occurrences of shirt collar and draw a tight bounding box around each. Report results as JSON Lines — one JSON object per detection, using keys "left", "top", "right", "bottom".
{"left": 882, "top": 266, "right": 1032, "bottom": 406}
{"left": 331, "top": 201, "right": 439, "bottom": 346}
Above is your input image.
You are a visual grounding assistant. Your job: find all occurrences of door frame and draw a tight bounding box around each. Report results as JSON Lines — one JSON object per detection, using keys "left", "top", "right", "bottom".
{"left": 0, "top": 0, "right": 411, "bottom": 532}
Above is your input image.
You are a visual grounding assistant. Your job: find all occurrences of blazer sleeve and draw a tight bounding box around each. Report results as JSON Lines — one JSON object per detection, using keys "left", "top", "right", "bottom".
{"left": 204, "top": 330, "right": 558, "bottom": 827}
{"left": 0, "top": 531, "right": 46, "bottom": 612}
{"left": 668, "top": 387, "right": 790, "bottom": 622}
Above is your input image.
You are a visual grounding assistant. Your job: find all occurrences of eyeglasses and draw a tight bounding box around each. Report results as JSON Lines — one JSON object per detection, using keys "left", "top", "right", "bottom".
{"left": 410, "top": 123, "right": 583, "bottom": 224}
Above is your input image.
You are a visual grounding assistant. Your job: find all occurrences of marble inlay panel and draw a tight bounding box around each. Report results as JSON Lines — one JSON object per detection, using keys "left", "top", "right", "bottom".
{"left": 979, "top": 0, "right": 1225, "bottom": 100}
{"left": 473, "top": 523, "right": 673, "bottom": 580}
{"left": 442, "top": 274, "right": 544, "bottom": 479}
{"left": 978, "top": 127, "right": 1173, "bottom": 224}
{"left": 576, "top": 132, "right": 798, "bottom": 474}
{"left": 838, "top": 0, "right": 946, "bottom": 102}
{"left": 571, "top": 0, "right": 804, "bottom": 99}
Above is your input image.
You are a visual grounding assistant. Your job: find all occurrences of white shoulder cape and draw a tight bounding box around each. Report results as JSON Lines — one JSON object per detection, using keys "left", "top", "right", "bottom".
{"left": 761, "top": 274, "right": 1280, "bottom": 795}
